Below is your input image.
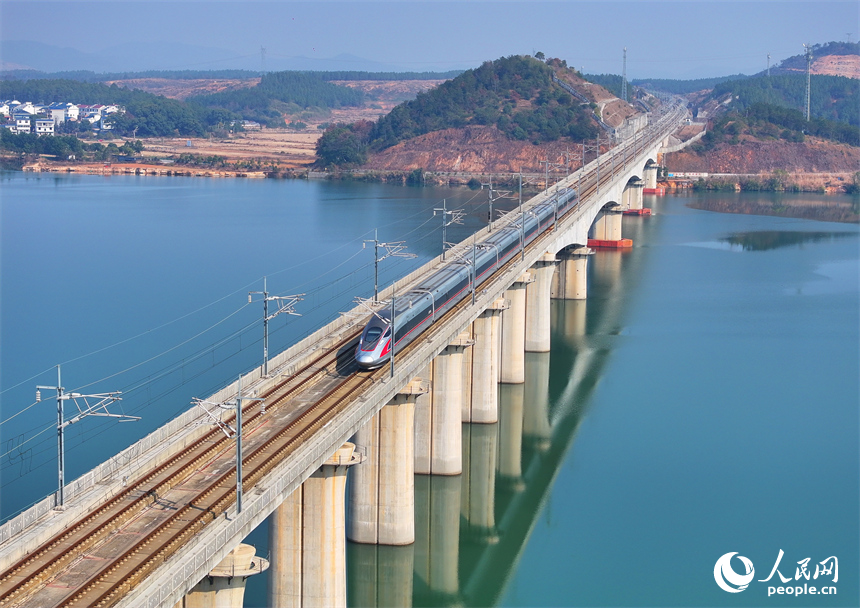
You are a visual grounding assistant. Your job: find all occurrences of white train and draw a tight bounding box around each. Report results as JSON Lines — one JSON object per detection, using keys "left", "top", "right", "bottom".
{"left": 356, "top": 186, "right": 579, "bottom": 369}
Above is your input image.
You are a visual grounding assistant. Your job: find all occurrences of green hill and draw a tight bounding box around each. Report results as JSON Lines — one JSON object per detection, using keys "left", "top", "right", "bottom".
{"left": 188, "top": 71, "right": 364, "bottom": 127}
{"left": 709, "top": 73, "right": 858, "bottom": 126}
{"left": 316, "top": 55, "right": 602, "bottom": 167}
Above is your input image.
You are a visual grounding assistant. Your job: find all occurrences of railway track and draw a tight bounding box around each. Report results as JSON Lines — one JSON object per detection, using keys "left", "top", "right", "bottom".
{"left": 0, "top": 329, "right": 362, "bottom": 607}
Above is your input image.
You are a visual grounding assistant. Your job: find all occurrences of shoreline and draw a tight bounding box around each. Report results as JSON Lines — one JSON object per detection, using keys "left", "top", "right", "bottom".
{"left": 685, "top": 196, "right": 859, "bottom": 224}
{"left": 7, "top": 162, "right": 858, "bottom": 223}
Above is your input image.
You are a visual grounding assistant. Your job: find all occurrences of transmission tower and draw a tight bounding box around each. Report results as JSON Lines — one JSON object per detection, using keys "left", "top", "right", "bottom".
{"left": 803, "top": 43, "right": 812, "bottom": 121}
{"left": 621, "top": 47, "right": 628, "bottom": 102}
{"left": 261, "top": 46, "right": 267, "bottom": 74}
{"left": 767, "top": 53, "right": 771, "bottom": 77}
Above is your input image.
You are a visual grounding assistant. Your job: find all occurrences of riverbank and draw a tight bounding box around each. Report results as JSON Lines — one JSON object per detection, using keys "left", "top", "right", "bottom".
{"left": 686, "top": 193, "right": 859, "bottom": 223}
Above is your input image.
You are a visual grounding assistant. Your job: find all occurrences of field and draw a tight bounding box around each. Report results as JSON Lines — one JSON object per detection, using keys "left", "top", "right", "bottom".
{"left": 105, "top": 78, "right": 445, "bottom": 168}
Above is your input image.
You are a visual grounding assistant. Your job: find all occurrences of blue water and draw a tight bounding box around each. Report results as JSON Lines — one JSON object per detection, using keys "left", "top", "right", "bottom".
{"left": 1, "top": 174, "right": 857, "bottom": 607}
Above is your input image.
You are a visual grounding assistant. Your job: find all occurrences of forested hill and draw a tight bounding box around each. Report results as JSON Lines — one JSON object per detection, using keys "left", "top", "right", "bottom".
{"left": 316, "top": 55, "right": 603, "bottom": 167}
{"left": 188, "top": 71, "right": 364, "bottom": 126}
{"left": 369, "top": 55, "right": 599, "bottom": 149}
{"left": 708, "top": 73, "right": 859, "bottom": 126}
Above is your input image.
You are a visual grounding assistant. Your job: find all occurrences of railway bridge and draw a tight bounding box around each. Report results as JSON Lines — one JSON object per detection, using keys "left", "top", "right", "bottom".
{"left": 0, "top": 101, "right": 687, "bottom": 608}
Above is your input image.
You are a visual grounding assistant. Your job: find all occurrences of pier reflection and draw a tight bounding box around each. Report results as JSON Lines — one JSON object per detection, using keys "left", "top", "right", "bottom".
{"left": 348, "top": 543, "right": 414, "bottom": 608}
{"left": 413, "top": 475, "right": 462, "bottom": 607}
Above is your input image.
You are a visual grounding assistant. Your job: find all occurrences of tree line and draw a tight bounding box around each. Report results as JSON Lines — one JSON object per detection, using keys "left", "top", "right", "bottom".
{"left": 698, "top": 102, "right": 858, "bottom": 148}
{"left": 710, "top": 73, "right": 859, "bottom": 126}
{"left": 188, "top": 71, "right": 365, "bottom": 127}
{"left": 0, "top": 129, "right": 143, "bottom": 160}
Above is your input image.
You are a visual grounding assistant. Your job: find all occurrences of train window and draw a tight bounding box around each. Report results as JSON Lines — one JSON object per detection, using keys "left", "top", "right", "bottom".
{"left": 363, "top": 327, "right": 382, "bottom": 347}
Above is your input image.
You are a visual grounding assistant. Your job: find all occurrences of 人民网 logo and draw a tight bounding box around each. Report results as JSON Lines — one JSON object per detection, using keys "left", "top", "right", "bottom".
{"left": 714, "top": 552, "right": 755, "bottom": 593}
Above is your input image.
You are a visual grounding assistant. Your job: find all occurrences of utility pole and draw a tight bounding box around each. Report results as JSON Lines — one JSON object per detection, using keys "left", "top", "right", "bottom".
{"left": 193, "top": 377, "right": 262, "bottom": 515}
{"left": 233, "top": 374, "right": 262, "bottom": 514}
{"left": 249, "top": 278, "right": 303, "bottom": 377}
{"left": 389, "top": 293, "right": 396, "bottom": 379}
{"left": 803, "top": 43, "right": 813, "bottom": 121}
{"left": 37, "top": 365, "right": 135, "bottom": 508}
{"left": 621, "top": 47, "right": 628, "bottom": 102}
{"left": 433, "top": 200, "right": 465, "bottom": 258}
{"left": 363, "top": 230, "right": 415, "bottom": 301}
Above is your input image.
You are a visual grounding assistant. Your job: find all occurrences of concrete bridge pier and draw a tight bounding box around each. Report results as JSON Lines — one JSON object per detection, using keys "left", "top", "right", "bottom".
{"left": 461, "top": 422, "right": 499, "bottom": 542}
{"left": 267, "top": 443, "right": 359, "bottom": 608}
{"left": 551, "top": 247, "right": 592, "bottom": 301}
{"left": 463, "top": 299, "right": 508, "bottom": 424}
{"left": 630, "top": 179, "right": 645, "bottom": 210}
{"left": 499, "top": 273, "right": 534, "bottom": 384}
{"left": 174, "top": 544, "right": 268, "bottom": 608}
{"left": 525, "top": 254, "right": 558, "bottom": 353}
{"left": 415, "top": 336, "right": 473, "bottom": 476}
{"left": 348, "top": 381, "right": 427, "bottom": 546}
{"left": 591, "top": 208, "right": 625, "bottom": 241}
{"left": 644, "top": 163, "right": 658, "bottom": 189}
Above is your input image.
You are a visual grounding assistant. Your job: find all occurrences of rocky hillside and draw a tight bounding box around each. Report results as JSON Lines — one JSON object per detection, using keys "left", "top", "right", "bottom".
{"left": 665, "top": 138, "right": 860, "bottom": 174}
{"left": 316, "top": 54, "right": 642, "bottom": 171}
{"left": 365, "top": 125, "right": 608, "bottom": 173}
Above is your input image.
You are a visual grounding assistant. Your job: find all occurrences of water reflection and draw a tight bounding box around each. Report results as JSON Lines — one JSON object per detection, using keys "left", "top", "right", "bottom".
{"left": 461, "top": 423, "right": 499, "bottom": 543}
{"left": 720, "top": 230, "right": 856, "bottom": 251}
{"left": 413, "top": 475, "right": 462, "bottom": 607}
{"left": 687, "top": 230, "right": 857, "bottom": 253}
{"left": 348, "top": 543, "right": 414, "bottom": 608}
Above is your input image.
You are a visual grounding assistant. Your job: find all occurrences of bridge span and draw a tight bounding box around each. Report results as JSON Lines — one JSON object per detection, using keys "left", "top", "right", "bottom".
{"left": 0, "top": 101, "right": 687, "bottom": 608}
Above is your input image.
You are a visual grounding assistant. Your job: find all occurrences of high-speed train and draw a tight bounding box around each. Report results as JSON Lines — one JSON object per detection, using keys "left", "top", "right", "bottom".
{"left": 355, "top": 186, "right": 579, "bottom": 369}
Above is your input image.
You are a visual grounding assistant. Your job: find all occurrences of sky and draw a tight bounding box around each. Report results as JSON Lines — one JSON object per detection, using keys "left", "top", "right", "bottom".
{"left": 1, "top": 1, "right": 857, "bottom": 78}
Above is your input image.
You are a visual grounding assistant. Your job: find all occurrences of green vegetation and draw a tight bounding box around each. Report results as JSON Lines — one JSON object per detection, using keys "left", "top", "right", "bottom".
{"left": 698, "top": 103, "right": 858, "bottom": 148}
{"left": 0, "top": 129, "right": 143, "bottom": 160}
{"left": 315, "top": 121, "right": 373, "bottom": 166}
{"left": 370, "top": 55, "right": 597, "bottom": 148}
{"left": 632, "top": 74, "right": 750, "bottom": 95}
{"left": 710, "top": 74, "right": 859, "bottom": 126}
{"left": 188, "top": 71, "right": 364, "bottom": 127}
{"left": 316, "top": 55, "right": 599, "bottom": 167}
{"left": 0, "top": 79, "right": 238, "bottom": 136}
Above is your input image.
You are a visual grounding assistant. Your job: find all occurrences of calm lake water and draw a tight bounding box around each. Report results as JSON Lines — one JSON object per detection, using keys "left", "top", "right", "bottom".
{"left": 1, "top": 172, "right": 857, "bottom": 607}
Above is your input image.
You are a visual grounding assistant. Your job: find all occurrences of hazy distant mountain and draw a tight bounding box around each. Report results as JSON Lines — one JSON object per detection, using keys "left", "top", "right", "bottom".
{"left": 0, "top": 40, "right": 452, "bottom": 75}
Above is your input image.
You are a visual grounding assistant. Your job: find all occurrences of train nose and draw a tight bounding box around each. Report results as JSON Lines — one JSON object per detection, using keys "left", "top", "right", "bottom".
{"left": 356, "top": 352, "right": 377, "bottom": 367}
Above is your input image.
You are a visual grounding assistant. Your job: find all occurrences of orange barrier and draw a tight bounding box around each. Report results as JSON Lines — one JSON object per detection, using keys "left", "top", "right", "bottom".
{"left": 587, "top": 238, "right": 633, "bottom": 249}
